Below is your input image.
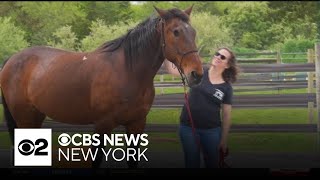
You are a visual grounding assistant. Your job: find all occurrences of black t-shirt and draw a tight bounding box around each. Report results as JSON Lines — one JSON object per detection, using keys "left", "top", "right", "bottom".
{"left": 180, "top": 68, "right": 233, "bottom": 129}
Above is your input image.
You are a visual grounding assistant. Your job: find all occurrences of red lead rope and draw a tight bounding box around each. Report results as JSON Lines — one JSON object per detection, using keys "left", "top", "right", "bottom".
{"left": 183, "top": 87, "right": 209, "bottom": 161}
{"left": 183, "top": 86, "right": 229, "bottom": 168}
{"left": 177, "top": 67, "right": 227, "bottom": 167}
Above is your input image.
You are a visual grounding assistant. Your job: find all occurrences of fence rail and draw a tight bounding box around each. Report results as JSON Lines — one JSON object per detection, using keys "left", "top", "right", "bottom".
{"left": 152, "top": 93, "right": 316, "bottom": 108}
{"left": 0, "top": 48, "right": 319, "bottom": 134}
{"left": 157, "top": 63, "right": 315, "bottom": 74}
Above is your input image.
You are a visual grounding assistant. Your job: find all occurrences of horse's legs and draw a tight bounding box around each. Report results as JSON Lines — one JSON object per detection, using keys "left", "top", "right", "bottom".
{"left": 6, "top": 104, "right": 45, "bottom": 167}
{"left": 91, "top": 132, "right": 105, "bottom": 169}
{"left": 92, "top": 119, "right": 116, "bottom": 169}
{"left": 125, "top": 118, "right": 146, "bottom": 169}
{"left": 13, "top": 105, "right": 46, "bottom": 128}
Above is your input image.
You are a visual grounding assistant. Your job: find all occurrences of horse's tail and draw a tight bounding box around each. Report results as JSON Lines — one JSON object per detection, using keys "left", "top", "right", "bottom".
{"left": 1, "top": 91, "right": 16, "bottom": 146}
{"left": 1, "top": 58, "right": 17, "bottom": 145}
{"left": 0, "top": 58, "right": 10, "bottom": 87}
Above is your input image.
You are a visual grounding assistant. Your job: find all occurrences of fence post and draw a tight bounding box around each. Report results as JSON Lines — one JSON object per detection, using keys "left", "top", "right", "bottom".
{"left": 160, "top": 75, "right": 164, "bottom": 94}
{"left": 276, "top": 49, "right": 281, "bottom": 93}
{"left": 276, "top": 49, "right": 281, "bottom": 64}
{"left": 308, "top": 49, "right": 315, "bottom": 124}
{"left": 315, "top": 43, "right": 320, "bottom": 152}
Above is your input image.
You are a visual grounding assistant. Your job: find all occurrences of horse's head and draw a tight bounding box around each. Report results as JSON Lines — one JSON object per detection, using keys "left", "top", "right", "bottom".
{"left": 155, "top": 5, "right": 203, "bottom": 87}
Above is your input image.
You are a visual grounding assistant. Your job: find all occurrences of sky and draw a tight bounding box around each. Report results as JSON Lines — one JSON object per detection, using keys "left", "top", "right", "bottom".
{"left": 130, "top": 1, "right": 145, "bottom": 5}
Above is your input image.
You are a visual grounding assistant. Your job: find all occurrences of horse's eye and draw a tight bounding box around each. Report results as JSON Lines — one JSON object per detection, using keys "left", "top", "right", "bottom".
{"left": 173, "top": 30, "right": 179, "bottom": 37}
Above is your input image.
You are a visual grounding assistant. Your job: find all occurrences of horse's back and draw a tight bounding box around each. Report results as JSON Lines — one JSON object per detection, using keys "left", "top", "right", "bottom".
{"left": 0, "top": 46, "right": 94, "bottom": 124}
{"left": 1, "top": 46, "right": 74, "bottom": 88}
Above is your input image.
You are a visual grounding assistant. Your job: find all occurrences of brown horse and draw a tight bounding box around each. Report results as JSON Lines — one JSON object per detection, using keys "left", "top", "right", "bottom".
{"left": 0, "top": 6, "right": 203, "bottom": 168}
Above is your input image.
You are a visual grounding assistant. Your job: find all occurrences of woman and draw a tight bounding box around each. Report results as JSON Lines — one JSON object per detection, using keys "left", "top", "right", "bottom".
{"left": 164, "top": 47, "right": 239, "bottom": 168}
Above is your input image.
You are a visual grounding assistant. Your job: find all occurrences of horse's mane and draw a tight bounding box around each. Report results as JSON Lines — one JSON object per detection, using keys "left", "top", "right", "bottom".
{"left": 97, "top": 8, "right": 190, "bottom": 70}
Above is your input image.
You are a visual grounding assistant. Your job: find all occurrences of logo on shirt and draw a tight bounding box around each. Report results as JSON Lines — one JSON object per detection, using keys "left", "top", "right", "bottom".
{"left": 213, "top": 89, "right": 224, "bottom": 101}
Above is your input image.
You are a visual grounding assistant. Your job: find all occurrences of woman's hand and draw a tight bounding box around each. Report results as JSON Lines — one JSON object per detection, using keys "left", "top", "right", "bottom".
{"left": 218, "top": 141, "right": 229, "bottom": 157}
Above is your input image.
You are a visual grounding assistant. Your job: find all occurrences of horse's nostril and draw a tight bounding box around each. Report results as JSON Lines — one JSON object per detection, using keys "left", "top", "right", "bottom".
{"left": 191, "top": 71, "right": 203, "bottom": 81}
{"left": 191, "top": 71, "right": 197, "bottom": 78}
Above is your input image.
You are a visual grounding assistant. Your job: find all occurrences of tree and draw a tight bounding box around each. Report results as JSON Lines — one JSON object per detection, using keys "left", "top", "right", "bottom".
{"left": 0, "top": 17, "right": 29, "bottom": 63}
{"left": 130, "top": 1, "right": 196, "bottom": 22}
{"left": 191, "top": 1, "right": 224, "bottom": 16}
{"left": 47, "top": 26, "right": 79, "bottom": 51}
{"left": 267, "top": 1, "right": 319, "bottom": 40}
{"left": 224, "top": 2, "right": 272, "bottom": 49}
{"left": 81, "top": 19, "right": 138, "bottom": 52}
{"left": 76, "top": 2, "right": 134, "bottom": 39}
{"left": 17, "top": 2, "right": 85, "bottom": 45}
{"left": 190, "top": 12, "right": 233, "bottom": 60}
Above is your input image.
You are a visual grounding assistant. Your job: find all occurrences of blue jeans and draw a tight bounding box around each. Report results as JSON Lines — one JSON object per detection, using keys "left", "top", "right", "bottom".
{"left": 179, "top": 124, "right": 221, "bottom": 168}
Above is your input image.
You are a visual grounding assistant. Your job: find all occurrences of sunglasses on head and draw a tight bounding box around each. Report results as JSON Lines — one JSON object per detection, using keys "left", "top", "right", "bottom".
{"left": 214, "top": 52, "right": 227, "bottom": 60}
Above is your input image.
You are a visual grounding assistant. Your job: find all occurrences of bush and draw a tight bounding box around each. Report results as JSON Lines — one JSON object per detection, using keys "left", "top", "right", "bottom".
{"left": 0, "top": 17, "right": 29, "bottom": 63}
{"left": 47, "top": 25, "right": 79, "bottom": 51}
{"left": 232, "top": 47, "right": 258, "bottom": 54}
{"left": 190, "top": 12, "right": 234, "bottom": 62}
{"left": 281, "top": 38, "right": 316, "bottom": 53}
{"left": 80, "top": 19, "right": 138, "bottom": 52}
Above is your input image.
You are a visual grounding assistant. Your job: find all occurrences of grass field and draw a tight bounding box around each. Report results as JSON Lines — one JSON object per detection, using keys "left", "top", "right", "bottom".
{"left": 0, "top": 107, "right": 316, "bottom": 125}
{"left": 146, "top": 108, "right": 317, "bottom": 124}
{"left": 155, "top": 87, "right": 314, "bottom": 95}
{"left": 0, "top": 75, "right": 318, "bottom": 153}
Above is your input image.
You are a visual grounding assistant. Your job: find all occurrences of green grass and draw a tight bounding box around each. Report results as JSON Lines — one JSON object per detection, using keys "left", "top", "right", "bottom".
{"left": 155, "top": 86, "right": 313, "bottom": 95}
{"left": 155, "top": 87, "right": 186, "bottom": 94}
{"left": 155, "top": 87, "right": 312, "bottom": 95}
{"left": 0, "top": 77, "right": 317, "bottom": 154}
{"left": 149, "top": 132, "right": 318, "bottom": 153}
{"left": 154, "top": 74, "right": 179, "bottom": 82}
{"left": 146, "top": 108, "right": 317, "bottom": 124}
{"left": 235, "top": 88, "right": 313, "bottom": 95}
{"left": 0, "top": 108, "right": 315, "bottom": 125}
{"left": 231, "top": 108, "right": 317, "bottom": 124}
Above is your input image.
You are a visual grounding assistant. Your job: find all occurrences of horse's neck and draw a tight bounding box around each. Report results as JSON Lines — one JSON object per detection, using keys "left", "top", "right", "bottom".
{"left": 134, "top": 54, "right": 164, "bottom": 83}
{"left": 134, "top": 38, "right": 165, "bottom": 80}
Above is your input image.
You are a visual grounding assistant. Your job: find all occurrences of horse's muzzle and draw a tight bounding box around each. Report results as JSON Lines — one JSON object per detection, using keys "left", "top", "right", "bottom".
{"left": 189, "top": 71, "right": 203, "bottom": 87}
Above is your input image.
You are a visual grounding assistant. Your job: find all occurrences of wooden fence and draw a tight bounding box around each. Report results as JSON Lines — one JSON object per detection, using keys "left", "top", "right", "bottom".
{"left": 0, "top": 45, "right": 319, "bottom": 134}
{"left": 155, "top": 46, "right": 319, "bottom": 130}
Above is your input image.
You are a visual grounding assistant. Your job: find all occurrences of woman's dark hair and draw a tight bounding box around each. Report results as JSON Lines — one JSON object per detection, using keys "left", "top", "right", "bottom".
{"left": 220, "top": 47, "right": 240, "bottom": 83}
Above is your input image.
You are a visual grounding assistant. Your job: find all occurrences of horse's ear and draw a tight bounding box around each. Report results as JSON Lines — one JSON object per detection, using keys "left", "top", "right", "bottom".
{"left": 184, "top": 5, "right": 194, "bottom": 16}
{"left": 154, "top": 6, "right": 167, "bottom": 18}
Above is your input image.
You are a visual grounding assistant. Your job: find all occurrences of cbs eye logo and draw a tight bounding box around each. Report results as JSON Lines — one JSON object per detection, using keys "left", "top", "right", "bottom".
{"left": 14, "top": 129, "right": 52, "bottom": 166}
{"left": 58, "top": 133, "right": 71, "bottom": 146}
{"left": 18, "top": 139, "right": 48, "bottom": 156}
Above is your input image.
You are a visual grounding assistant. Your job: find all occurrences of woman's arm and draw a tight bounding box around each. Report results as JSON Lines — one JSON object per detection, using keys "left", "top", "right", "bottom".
{"left": 220, "top": 104, "right": 232, "bottom": 154}
{"left": 163, "top": 59, "right": 181, "bottom": 76}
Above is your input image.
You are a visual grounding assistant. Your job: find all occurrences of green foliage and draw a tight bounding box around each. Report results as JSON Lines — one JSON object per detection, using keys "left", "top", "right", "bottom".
{"left": 76, "top": 2, "right": 133, "bottom": 39}
{"left": 281, "top": 38, "right": 316, "bottom": 53}
{"left": 47, "top": 25, "right": 79, "bottom": 51}
{"left": 130, "top": 1, "right": 195, "bottom": 22}
{"left": 0, "top": 2, "right": 20, "bottom": 18}
{"left": 0, "top": 17, "right": 29, "bottom": 62}
{"left": 225, "top": 2, "right": 272, "bottom": 50}
{"left": 232, "top": 47, "right": 257, "bottom": 54}
{"left": 79, "top": 2, "right": 133, "bottom": 24}
{"left": 17, "top": 2, "right": 85, "bottom": 45}
{"left": 81, "top": 19, "right": 138, "bottom": 52}
{"left": 267, "top": 2, "right": 319, "bottom": 46}
{"left": 190, "top": 12, "right": 233, "bottom": 61}
{"left": 289, "top": 17, "right": 318, "bottom": 40}
{"left": 192, "top": 1, "right": 224, "bottom": 16}
{"left": 267, "top": 23, "right": 292, "bottom": 45}
{"left": 0, "top": 2, "right": 319, "bottom": 54}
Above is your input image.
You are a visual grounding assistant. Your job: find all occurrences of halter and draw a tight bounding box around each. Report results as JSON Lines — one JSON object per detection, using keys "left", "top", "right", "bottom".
{"left": 160, "top": 18, "right": 211, "bottom": 166}
{"left": 159, "top": 19, "right": 198, "bottom": 87}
